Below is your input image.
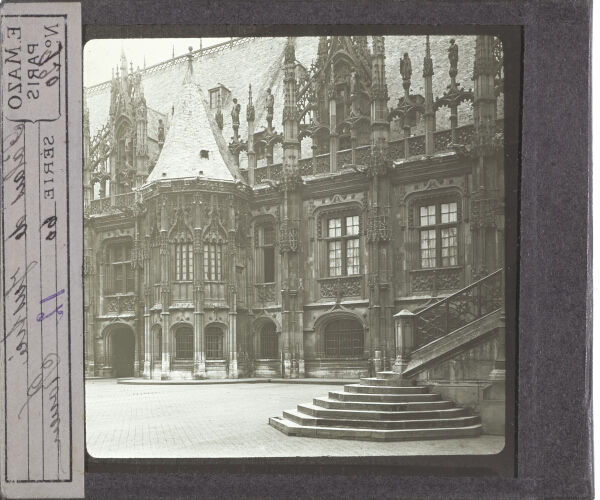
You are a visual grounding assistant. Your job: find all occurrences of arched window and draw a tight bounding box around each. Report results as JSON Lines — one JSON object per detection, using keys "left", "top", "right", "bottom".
{"left": 324, "top": 319, "right": 364, "bottom": 357}
{"left": 175, "top": 327, "right": 193, "bottom": 360}
{"left": 260, "top": 323, "right": 278, "bottom": 359}
{"left": 205, "top": 326, "right": 224, "bottom": 359}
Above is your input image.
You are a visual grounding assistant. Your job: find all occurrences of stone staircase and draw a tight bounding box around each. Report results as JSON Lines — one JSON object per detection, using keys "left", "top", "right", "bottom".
{"left": 269, "top": 372, "right": 482, "bottom": 441}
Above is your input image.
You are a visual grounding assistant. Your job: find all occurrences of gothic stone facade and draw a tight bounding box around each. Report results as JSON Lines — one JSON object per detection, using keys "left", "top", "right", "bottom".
{"left": 83, "top": 35, "right": 505, "bottom": 380}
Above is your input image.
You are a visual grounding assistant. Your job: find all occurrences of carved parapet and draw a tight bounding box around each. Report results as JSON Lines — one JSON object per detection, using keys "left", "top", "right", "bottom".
{"left": 104, "top": 294, "right": 137, "bottom": 314}
{"left": 318, "top": 275, "right": 363, "bottom": 299}
{"left": 298, "top": 157, "right": 313, "bottom": 176}
{"left": 114, "top": 192, "right": 137, "bottom": 214}
{"left": 411, "top": 268, "right": 461, "bottom": 293}
{"left": 254, "top": 167, "right": 268, "bottom": 184}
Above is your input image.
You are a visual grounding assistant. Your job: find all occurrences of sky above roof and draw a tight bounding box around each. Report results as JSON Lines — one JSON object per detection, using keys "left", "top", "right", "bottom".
{"left": 84, "top": 38, "right": 229, "bottom": 87}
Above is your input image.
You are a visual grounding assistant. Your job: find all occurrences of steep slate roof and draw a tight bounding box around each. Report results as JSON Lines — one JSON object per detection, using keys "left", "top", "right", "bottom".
{"left": 85, "top": 36, "right": 476, "bottom": 155}
{"left": 144, "top": 53, "right": 239, "bottom": 184}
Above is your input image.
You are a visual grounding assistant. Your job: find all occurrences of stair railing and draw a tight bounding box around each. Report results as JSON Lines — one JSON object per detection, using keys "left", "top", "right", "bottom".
{"left": 411, "top": 268, "right": 504, "bottom": 351}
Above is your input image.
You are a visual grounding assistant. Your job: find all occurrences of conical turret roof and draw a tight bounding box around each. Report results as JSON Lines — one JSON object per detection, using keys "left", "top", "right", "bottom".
{"left": 145, "top": 48, "right": 239, "bottom": 185}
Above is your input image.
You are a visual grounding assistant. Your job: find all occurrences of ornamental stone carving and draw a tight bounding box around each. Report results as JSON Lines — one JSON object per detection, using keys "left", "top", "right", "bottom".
{"left": 83, "top": 256, "right": 94, "bottom": 275}
{"left": 470, "top": 198, "right": 498, "bottom": 229}
{"left": 279, "top": 219, "right": 299, "bottom": 253}
{"left": 366, "top": 215, "right": 391, "bottom": 242}
{"left": 412, "top": 268, "right": 460, "bottom": 292}
{"left": 319, "top": 276, "right": 362, "bottom": 299}
{"left": 255, "top": 283, "right": 276, "bottom": 302}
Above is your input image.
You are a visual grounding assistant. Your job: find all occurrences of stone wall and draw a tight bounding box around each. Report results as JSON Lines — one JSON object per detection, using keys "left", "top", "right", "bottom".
{"left": 412, "top": 334, "right": 499, "bottom": 413}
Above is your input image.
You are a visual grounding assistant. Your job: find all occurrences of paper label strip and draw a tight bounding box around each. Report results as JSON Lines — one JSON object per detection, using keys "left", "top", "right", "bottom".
{"left": 0, "top": 3, "right": 83, "bottom": 499}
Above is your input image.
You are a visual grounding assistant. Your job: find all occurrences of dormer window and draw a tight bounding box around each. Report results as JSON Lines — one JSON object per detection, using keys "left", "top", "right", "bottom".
{"left": 200, "top": 150, "right": 209, "bottom": 159}
{"left": 209, "top": 84, "right": 231, "bottom": 110}
{"left": 209, "top": 89, "right": 221, "bottom": 110}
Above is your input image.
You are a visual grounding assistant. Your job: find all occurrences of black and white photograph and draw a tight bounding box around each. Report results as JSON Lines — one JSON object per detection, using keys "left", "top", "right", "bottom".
{"left": 82, "top": 34, "right": 513, "bottom": 462}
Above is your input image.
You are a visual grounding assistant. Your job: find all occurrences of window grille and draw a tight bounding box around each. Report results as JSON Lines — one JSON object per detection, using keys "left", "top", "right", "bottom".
{"left": 260, "top": 323, "right": 278, "bottom": 359}
{"left": 324, "top": 319, "right": 364, "bottom": 357}
{"left": 175, "top": 327, "right": 193, "bottom": 360}
{"left": 205, "top": 326, "right": 224, "bottom": 359}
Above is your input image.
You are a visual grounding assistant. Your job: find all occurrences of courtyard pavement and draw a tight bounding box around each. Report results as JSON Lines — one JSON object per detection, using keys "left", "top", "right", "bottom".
{"left": 85, "top": 379, "right": 505, "bottom": 458}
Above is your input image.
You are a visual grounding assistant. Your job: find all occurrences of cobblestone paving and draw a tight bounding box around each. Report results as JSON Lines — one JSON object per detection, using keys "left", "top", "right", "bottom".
{"left": 86, "top": 379, "right": 504, "bottom": 458}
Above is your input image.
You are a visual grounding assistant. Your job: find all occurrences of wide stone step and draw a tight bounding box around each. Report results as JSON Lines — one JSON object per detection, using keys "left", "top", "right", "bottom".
{"left": 360, "top": 377, "right": 395, "bottom": 386}
{"left": 329, "top": 391, "right": 454, "bottom": 409}
{"left": 269, "top": 416, "right": 483, "bottom": 441}
{"left": 328, "top": 392, "right": 453, "bottom": 409}
{"left": 335, "top": 386, "right": 441, "bottom": 403}
{"left": 310, "top": 399, "right": 468, "bottom": 419}
{"left": 345, "top": 384, "right": 430, "bottom": 395}
{"left": 283, "top": 409, "right": 480, "bottom": 430}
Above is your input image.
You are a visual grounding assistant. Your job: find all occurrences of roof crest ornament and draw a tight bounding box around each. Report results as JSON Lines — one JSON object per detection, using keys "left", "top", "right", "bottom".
{"left": 182, "top": 46, "right": 195, "bottom": 85}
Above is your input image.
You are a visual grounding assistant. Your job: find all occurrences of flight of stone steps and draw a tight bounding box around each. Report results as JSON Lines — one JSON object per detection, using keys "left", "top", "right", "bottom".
{"left": 269, "top": 371, "right": 482, "bottom": 441}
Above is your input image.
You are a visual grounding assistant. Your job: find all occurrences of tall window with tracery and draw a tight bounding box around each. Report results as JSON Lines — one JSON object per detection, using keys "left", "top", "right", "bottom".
{"left": 204, "top": 243, "right": 222, "bottom": 281}
{"left": 419, "top": 201, "right": 458, "bottom": 268}
{"left": 175, "top": 243, "right": 193, "bottom": 281}
{"left": 261, "top": 226, "right": 275, "bottom": 283}
{"left": 106, "top": 243, "right": 134, "bottom": 294}
{"left": 326, "top": 215, "right": 360, "bottom": 277}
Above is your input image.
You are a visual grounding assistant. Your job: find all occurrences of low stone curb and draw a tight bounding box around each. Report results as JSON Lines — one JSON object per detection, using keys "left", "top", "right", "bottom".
{"left": 108, "top": 377, "right": 358, "bottom": 386}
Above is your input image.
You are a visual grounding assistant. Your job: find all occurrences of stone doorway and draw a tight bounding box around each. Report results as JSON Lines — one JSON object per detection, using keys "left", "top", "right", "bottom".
{"left": 113, "top": 328, "right": 135, "bottom": 378}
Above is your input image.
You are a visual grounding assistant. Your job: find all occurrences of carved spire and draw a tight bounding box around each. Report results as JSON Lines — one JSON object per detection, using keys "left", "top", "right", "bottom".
{"left": 284, "top": 37, "right": 296, "bottom": 65}
{"left": 247, "top": 84, "right": 256, "bottom": 186}
{"left": 120, "top": 46, "right": 128, "bottom": 77}
{"left": 473, "top": 35, "right": 498, "bottom": 157}
{"left": 317, "top": 36, "right": 328, "bottom": 69}
{"left": 423, "top": 36, "right": 435, "bottom": 156}
{"left": 83, "top": 92, "right": 89, "bottom": 135}
{"left": 423, "top": 35, "right": 434, "bottom": 78}
{"left": 246, "top": 84, "right": 255, "bottom": 122}
{"left": 372, "top": 36, "right": 385, "bottom": 56}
